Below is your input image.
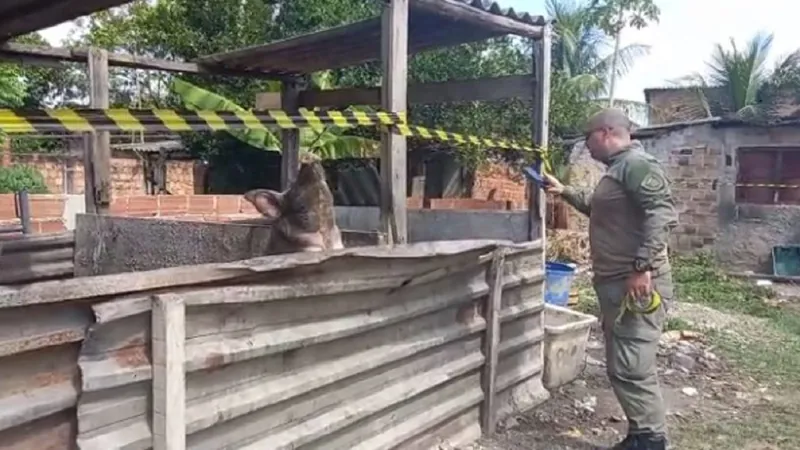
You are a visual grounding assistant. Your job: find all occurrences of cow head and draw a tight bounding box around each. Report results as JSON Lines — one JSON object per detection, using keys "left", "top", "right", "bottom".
{"left": 243, "top": 154, "right": 344, "bottom": 254}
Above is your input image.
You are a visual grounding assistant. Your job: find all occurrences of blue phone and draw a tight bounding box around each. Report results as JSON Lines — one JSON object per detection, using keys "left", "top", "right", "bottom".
{"left": 522, "top": 160, "right": 549, "bottom": 188}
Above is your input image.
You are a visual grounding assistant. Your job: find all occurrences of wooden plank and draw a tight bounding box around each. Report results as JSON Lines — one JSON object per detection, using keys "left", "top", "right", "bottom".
{"left": 529, "top": 26, "right": 552, "bottom": 242}
{"left": 293, "top": 74, "right": 534, "bottom": 108}
{"left": 380, "top": 0, "right": 410, "bottom": 245}
{"left": 86, "top": 48, "right": 111, "bottom": 215}
{"left": 412, "top": 0, "right": 543, "bottom": 38}
{"left": 0, "top": 43, "right": 290, "bottom": 80}
{"left": 281, "top": 79, "right": 301, "bottom": 191}
{"left": 0, "top": 0, "right": 130, "bottom": 42}
{"left": 152, "top": 294, "right": 186, "bottom": 450}
{"left": 480, "top": 249, "right": 505, "bottom": 435}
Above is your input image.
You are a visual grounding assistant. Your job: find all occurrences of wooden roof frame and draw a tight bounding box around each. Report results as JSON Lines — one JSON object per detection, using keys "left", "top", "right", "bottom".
{"left": 0, "top": 0, "right": 553, "bottom": 249}
{"left": 0, "top": 0, "right": 134, "bottom": 42}
{"left": 195, "top": 0, "right": 547, "bottom": 76}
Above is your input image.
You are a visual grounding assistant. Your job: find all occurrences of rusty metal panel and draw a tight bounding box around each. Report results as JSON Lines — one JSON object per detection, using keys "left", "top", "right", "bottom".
{"left": 72, "top": 240, "right": 544, "bottom": 450}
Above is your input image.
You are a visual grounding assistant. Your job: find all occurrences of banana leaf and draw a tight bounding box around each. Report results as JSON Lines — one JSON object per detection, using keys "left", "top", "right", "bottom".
{"left": 171, "top": 78, "right": 281, "bottom": 151}
{"left": 171, "top": 78, "right": 378, "bottom": 159}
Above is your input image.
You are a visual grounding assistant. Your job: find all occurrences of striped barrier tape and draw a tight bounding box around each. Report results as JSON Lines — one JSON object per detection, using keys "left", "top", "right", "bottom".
{"left": 391, "top": 123, "right": 538, "bottom": 153}
{"left": 0, "top": 108, "right": 545, "bottom": 162}
{"left": 734, "top": 183, "right": 800, "bottom": 189}
{"left": 0, "top": 108, "right": 406, "bottom": 134}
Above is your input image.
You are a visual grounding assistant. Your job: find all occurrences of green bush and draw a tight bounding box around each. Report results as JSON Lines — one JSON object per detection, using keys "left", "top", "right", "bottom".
{"left": 0, "top": 165, "right": 49, "bottom": 194}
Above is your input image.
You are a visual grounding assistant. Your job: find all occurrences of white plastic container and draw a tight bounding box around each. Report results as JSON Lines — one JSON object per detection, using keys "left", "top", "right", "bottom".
{"left": 543, "top": 303, "right": 598, "bottom": 390}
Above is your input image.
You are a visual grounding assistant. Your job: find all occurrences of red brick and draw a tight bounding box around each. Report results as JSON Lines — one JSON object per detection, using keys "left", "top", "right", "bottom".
{"left": 406, "top": 197, "right": 423, "bottom": 209}
{"left": 29, "top": 196, "right": 65, "bottom": 219}
{"left": 430, "top": 198, "right": 507, "bottom": 211}
{"left": 240, "top": 198, "right": 258, "bottom": 215}
{"left": 0, "top": 195, "right": 16, "bottom": 220}
{"left": 158, "top": 195, "right": 189, "bottom": 215}
{"left": 217, "top": 196, "right": 241, "bottom": 215}
{"left": 126, "top": 196, "right": 158, "bottom": 217}
{"left": 188, "top": 195, "right": 215, "bottom": 215}
{"left": 37, "top": 219, "right": 66, "bottom": 234}
{"left": 110, "top": 197, "right": 129, "bottom": 214}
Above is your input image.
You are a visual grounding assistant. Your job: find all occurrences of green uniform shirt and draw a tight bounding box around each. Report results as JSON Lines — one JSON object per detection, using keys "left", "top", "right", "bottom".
{"left": 561, "top": 141, "right": 678, "bottom": 281}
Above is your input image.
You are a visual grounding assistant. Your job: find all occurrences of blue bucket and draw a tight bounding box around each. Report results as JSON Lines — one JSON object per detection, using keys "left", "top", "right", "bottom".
{"left": 544, "top": 261, "right": 577, "bottom": 307}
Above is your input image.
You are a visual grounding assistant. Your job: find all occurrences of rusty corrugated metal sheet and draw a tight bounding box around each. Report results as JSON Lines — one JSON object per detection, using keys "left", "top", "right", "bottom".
{"left": 73, "top": 240, "right": 545, "bottom": 449}
{"left": 0, "top": 232, "right": 75, "bottom": 285}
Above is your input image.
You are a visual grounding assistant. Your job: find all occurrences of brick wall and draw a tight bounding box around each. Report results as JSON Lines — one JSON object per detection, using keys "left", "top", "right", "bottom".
{"left": 665, "top": 145, "right": 721, "bottom": 252}
{"left": 0, "top": 194, "right": 67, "bottom": 233}
{"left": 7, "top": 154, "right": 196, "bottom": 197}
{"left": 471, "top": 161, "right": 527, "bottom": 210}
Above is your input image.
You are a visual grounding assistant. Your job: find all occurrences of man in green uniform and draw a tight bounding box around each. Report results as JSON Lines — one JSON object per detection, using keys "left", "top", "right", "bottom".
{"left": 544, "top": 108, "right": 678, "bottom": 450}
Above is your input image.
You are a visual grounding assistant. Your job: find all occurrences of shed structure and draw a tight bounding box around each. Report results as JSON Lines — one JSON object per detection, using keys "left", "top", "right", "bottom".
{"left": 0, "top": 0, "right": 553, "bottom": 246}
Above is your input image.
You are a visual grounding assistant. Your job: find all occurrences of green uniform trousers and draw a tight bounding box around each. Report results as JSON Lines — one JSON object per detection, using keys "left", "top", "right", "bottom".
{"left": 593, "top": 271, "right": 673, "bottom": 437}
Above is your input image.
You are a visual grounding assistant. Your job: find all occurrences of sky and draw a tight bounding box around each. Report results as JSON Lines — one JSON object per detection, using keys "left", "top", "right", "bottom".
{"left": 36, "top": 0, "right": 799, "bottom": 103}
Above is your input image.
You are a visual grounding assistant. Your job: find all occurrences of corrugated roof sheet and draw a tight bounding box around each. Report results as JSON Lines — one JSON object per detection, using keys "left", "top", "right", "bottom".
{"left": 454, "top": 0, "right": 546, "bottom": 25}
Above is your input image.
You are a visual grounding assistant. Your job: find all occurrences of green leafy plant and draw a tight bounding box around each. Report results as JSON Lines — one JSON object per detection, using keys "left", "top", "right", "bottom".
{"left": 0, "top": 165, "right": 49, "bottom": 194}
{"left": 170, "top": 78, "right": 378, "bottom": 159}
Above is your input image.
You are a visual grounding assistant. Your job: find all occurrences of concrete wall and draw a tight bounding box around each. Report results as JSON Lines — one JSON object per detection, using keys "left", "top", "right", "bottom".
{"left": 639, "top": 122, "right": 800, "bottom": 272}
{"left": 335, "top": 207, "right": 533, "bottom": 243}
{"left": 74, "top": 214, "right": 380, "bottom": 276}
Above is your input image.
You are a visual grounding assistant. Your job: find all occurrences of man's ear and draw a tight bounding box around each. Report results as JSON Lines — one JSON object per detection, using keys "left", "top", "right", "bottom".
{"left": 243, "top": 189, "right": 284, "bottom": 219}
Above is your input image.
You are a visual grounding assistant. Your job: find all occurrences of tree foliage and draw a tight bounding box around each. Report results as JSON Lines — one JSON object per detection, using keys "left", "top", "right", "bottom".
{"left": 674, "top": 31, "right": 800, "bottom": 122}
{"left": 0, "top": 165, "right": 49, "bottom": 194}
{"left": 10, "top": 0, "right": 655, "bottom": 174}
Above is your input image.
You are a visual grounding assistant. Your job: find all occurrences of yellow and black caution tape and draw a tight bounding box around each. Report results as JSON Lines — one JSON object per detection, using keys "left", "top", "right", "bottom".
{"left": 734, "top": 183, "right": 800, "bottom": 189}
{"left": 390, "top": 123, "right": 538, "bottom": 153}
{"left": 0, "top": 108, "right": 406, "bottom": 134}
{"left": 0, "top": 107, "right": 545, "bottom": 161}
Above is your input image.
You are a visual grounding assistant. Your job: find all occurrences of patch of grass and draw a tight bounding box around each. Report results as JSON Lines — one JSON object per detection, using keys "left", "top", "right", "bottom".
{"left": 664, "top": 316, "right": 692, "bottom": 332}
{"left": 671, "top": 254, "right": 800, "bottom": 448}
{"left": 674, "top": 252, "right": 800, "bottom": 339}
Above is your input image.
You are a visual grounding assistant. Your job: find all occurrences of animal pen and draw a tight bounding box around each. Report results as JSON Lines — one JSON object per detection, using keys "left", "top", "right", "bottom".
{"left": 0, "top": 0, "right": 554, "bottom": 449}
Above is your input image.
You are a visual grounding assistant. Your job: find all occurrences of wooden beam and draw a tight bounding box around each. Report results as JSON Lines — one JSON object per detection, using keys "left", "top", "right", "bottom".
{"left": 0, "top": 43, "right": 291, "bottom": 80}
{"left": 281, "top": 79, "right": 301, "bottom": 191}
{"left": 151, "top": 294, "right": 186, "bottom": 450}
{"left": 480, "top": 248, "right": 505, "bottom": 435}
{"left": 530, "top": 25, "right": 552, "bottom": 242}
{"left": 0, "top": 0, "right": 132, "bottom": 42}
{"left": 411, "top": 0, "right": 543, "bottom": 38}
{"left": 85, "top": 48, "right": 111, "bottom": 215}
{"left": 380, "top": 0, "right": 409, "bottom": 245}
{"left": 283, "top": 74, "right": 534, "bottom": 108}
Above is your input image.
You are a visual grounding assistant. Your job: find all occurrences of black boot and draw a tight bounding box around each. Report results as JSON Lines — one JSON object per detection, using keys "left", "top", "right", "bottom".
{"left": 596, "top": 433, "right": 667, "bottom": 450}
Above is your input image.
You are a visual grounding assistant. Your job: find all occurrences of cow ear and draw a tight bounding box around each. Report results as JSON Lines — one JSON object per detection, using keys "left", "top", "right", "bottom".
{"left": 244, "top": 189, "right": 284, "bottom": 219}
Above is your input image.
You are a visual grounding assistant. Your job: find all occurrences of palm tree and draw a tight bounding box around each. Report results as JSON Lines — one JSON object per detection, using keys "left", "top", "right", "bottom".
{"left": 673, "top": 32, "right": 800, "bottom": 120}
{"left": 546, "top": 0, "right": 650, "bottom": 99}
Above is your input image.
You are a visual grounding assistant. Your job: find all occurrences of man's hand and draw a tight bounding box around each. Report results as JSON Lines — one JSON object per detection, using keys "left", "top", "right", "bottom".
{"left": 543, "top": 173, "right": 565, "bottom": 195}
{"left": 626, "top": 270, "right": 652, "bottom": 300}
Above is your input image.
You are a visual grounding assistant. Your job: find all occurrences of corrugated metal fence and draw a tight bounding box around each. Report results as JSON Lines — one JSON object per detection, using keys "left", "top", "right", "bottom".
{"left": 0, "top": 232, "right": 75, "bottom": 285}
{"left": 0, "top": 239, "right": 546, "bottom": 450}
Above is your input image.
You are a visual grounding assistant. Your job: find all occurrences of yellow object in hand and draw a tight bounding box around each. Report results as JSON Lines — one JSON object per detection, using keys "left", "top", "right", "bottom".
{"left": 615, "top": 290, "right": 662, "bottom": 325}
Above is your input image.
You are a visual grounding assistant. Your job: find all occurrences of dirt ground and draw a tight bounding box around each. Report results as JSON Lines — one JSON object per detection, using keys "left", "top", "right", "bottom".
{"left": 461, "top": 275, "right": 800, "bottom": 450}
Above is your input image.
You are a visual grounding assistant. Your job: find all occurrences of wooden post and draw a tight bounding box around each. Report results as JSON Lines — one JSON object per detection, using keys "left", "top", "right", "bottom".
{"left": 152, "top": 294, "right": 186, "bottom": 450}
{"left": 481, "top": 248, "right": 505, "bottom": 435}
{"left": 530, "top": 24, "right": 552, "bottom": 242}
{"left": 380, "top": 0, "right": 409, "bottom": 245}
{"left": 281, "top": 78, "right": 301, "bottom": 191}
{"left": 85, "top": 48, "right": 111, "bottom": 214}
